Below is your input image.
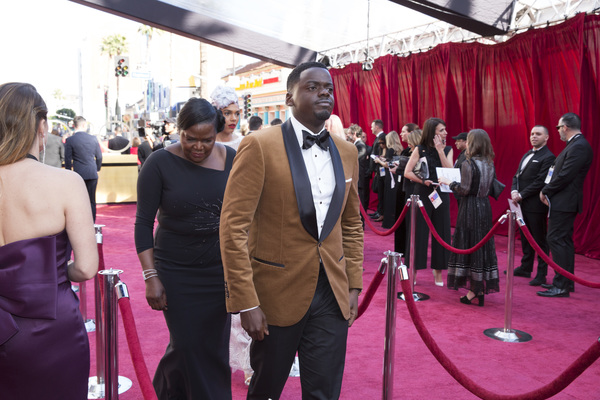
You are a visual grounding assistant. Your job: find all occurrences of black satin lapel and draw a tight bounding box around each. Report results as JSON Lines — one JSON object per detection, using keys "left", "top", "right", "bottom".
{"left": 281, "top": 120, "right": 319, "bottom": 240}
{"left": 320, "top": 138, "right": 345, "bottom": 241}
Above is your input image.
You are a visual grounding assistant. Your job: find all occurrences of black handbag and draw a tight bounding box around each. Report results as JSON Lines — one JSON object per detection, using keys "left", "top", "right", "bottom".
{"left": 489, "top": 178, "right": 505, "bottom": 200}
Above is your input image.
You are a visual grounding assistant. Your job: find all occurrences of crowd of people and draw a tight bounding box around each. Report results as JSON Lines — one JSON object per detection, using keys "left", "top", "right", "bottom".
{"left": 0, "top": 59, "right": 593, "bottom": 399}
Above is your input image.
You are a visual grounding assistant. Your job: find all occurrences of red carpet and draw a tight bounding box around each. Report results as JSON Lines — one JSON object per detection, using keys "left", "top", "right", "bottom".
{"left": 86, "top": 204, "right": 600, "bottom": 399}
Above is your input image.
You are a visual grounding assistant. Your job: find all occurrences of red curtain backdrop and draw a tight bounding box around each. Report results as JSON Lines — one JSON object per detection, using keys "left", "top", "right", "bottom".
{"left": 331, "top": 13, "right": 600, "bottom": 259}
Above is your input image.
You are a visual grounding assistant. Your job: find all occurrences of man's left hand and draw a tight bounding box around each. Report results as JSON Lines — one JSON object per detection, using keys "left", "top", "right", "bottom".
{"left": 348, "top": 289, "right": 360, "bottom": 327}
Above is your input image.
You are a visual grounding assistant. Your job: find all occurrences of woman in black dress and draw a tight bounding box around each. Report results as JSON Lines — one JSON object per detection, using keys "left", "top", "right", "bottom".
{"left": 375, "top": 130, "right": 404, "bottom": 228}
{"left": 404, "top": 118, "right": 453, "bottom": 286}
{"left": 439, "top": 129, "right": 499, "bottom": 306}
{"left": 390, "top": 123, "right": 419, "bottom": 254}
{"left": 135, "top": 98, "right": 234, "bottom": 399}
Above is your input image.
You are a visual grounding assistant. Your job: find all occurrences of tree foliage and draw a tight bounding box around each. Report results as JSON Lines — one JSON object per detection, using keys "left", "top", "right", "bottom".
{"left": 100, "top": 34, "right": 128, "bottom": 58}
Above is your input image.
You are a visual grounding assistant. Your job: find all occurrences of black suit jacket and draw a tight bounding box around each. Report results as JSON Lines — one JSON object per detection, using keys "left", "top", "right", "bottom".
{"left": 108, "top": 136, "right": 131, "bottom": 154}
{"left": 355, "top": 139, "right": 370, "bottom": 188}
{"left": 65, "top": 131, "right": 102, "bottom": 180}
{"left": 541, "top": 134, "right": 593, "bottom": 214}
{"left": 511, "top": 146, "right": 555, "bottom": 213}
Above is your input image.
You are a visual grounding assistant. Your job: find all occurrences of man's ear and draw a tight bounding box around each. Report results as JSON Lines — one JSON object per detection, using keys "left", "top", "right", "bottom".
{"left": 285, "top": 92, "right": 294, "bottom": 108}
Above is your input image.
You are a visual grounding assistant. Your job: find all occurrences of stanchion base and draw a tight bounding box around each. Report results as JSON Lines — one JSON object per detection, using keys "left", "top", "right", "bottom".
{"left": 88, "top": 376, "right": 133, "bottom": 398}
{"left": 483, "top": 328, "right": 532, "bottom": 343}
{"left": 84, "top": 319, "right": 96, "bottom": 333}
{"left": 397, "top": 292, "right": 431, "bottom": 302}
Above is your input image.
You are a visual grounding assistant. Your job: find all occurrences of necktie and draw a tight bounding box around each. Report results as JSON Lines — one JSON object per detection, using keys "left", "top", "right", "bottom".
{"left": 302, "top": 129, "right": 330, "bottom": 151}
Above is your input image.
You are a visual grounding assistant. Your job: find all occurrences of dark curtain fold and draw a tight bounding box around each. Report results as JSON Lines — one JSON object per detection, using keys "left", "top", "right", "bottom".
{"left": 332, "top": 13, "right": 600, "bottom": 259}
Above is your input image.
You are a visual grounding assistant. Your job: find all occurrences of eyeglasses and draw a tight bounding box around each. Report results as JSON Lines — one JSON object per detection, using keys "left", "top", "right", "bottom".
{"left": 556, "top": 124, "right": 564, "bottom": 130}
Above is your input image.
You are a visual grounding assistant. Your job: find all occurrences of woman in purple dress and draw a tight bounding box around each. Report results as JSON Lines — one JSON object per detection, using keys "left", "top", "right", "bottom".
{"left": 0, "top": 82, "right": 98, "bottom": 399}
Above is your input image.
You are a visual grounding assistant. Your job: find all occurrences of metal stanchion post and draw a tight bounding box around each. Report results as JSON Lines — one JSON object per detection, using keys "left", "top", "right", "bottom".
{"left": 399, "top": 195, "right": 430, "bottom": 302}
{"left": 99, "top": 269, "right": 132, "bottom": 400}
{"left": 382, "top": 251, "right": 403, "bottom": 400}
{"left": 484, "top": 211, "right": 532, "bottom": 342}
{"left": 89, "top": 224, "right": 106, "bottom": 398}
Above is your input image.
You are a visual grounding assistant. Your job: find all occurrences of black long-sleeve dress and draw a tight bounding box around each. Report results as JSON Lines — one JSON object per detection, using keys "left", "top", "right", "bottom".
{"left": 447, "top": 157, "right": 499, "bottom": 295}
{"left": 134, "top": 147, "right": 235, "bottom": 399}
{"left": 405, "top": 145, "right": 452, "bottom": 270}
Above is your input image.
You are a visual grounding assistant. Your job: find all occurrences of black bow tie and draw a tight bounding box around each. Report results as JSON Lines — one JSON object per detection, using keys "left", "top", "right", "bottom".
{"left": 302, "top": 129, "right": 330, "bottom": 151}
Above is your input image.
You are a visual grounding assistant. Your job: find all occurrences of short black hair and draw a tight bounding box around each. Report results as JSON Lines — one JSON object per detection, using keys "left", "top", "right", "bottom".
{"left": 372, "top": 119, "right": 383, "bottom": 129}
{"left": 287, "top": 61, "right": 328, "bottom": 91}
{"left": 249, "top": 115, "right": 263, "bottom": 131}
{"left": 178, "top": 97, "right": 225, "bottom": 133}
{"left": 270, "top": 118, "right": 283, "bottom": 126}
{"left": 560, "top": 112, "right": 581, "bottom": 130}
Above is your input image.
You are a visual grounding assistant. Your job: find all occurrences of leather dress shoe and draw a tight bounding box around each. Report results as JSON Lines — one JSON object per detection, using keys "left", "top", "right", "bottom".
{"left": 512, "top": 266, "right": 532, "bottom": 278}
{"left": 369, "top": 212, "right": 381, "bottom": 219}
{"left": 540, "top": 283, "right": 554, "bottom": 289}
{"left": 537, "top": 286, "right": 569, "bottom": 297}
{"left": 368, "top": 212, "right": 378, "bottom": 217}
{"left": 373, "top": 215, "right": 384, "bottom": 222}
{"left": 529, "top": 277, "right": 546, "bottom": 286}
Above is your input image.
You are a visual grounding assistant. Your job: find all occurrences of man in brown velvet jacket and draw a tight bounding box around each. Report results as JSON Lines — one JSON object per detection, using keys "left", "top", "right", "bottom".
{"left": 220, "top": 61, "right": 363, "bottom": 399}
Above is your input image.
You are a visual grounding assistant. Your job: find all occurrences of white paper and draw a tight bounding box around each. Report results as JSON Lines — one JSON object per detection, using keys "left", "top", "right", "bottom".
{"left": 435, "top": 167, "right": 461, "bottom": 193}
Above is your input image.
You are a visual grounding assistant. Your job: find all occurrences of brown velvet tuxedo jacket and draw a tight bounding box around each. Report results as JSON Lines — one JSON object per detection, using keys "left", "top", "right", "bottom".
{"left": 220, "top": 120, "right": 364, "bottom": 327}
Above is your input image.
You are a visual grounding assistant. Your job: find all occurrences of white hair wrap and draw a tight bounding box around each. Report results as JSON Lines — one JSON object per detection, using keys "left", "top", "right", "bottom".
{"left": 210, "top": 85, "right": 240, "bottom": 110}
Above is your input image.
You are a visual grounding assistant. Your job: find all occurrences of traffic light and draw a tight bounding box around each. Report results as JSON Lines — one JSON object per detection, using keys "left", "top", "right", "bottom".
{"left": 115, "top": 56, "right": 129, "bottom": 77}
{"left": 243, "top": 94, "right": 252, "bottom": 118}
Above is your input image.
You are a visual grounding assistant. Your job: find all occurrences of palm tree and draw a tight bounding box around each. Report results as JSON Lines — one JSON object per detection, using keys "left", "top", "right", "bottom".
{"left": 100, "top": 34, "right": 128, "bottom": 117}
{"left": 138, "top": 25, "right": 161, "bottom": 111}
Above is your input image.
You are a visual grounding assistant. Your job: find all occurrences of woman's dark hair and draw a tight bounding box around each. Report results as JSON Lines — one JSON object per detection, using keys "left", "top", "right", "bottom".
{"left": 404, "top": 123, "right": 418, "bottom": 132}
{"left": 420, "top": 117, "right": 445, "bottom": 148}
{"left": 467, "top": 129, "right": 495, "bottom": 163}
{"left": 177, "top": 98, "right": 225, "bottom": 134}
{"left": 0, "top": 82, "right": 48, "bottom": 165}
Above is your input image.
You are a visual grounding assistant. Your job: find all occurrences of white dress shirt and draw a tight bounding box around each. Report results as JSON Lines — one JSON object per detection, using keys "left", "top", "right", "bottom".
{"left": 289, "top": 115, "right": 335, "bottom": 239}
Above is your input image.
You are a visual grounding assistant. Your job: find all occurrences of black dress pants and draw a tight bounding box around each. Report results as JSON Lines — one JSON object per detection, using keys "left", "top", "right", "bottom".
{"left": 84, "top": 179, "right": 98, "bottom": 222}
{"left": 519, "top": 210, "right": 548, "bottom": 278}
{"left": 547, "top": 210, "right": 577, "bottom": 291}
{"left": 247, "top": 266, "right": 348, "bottom": 400}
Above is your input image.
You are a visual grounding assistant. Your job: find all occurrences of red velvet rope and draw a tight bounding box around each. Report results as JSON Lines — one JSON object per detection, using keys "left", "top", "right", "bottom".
{"left": 97, "top": 243, "right": 106, "bottom": 271}
{"left": 519, "top": 223, "right": 600, "bottom": 289}
{"left": 418, "top": 204, "right": 506, "bottom": 254}
{"left": 357, "top": 270, "right": 386, "bottom": 319}
{"left": 360, "top": 201, "right": 410, "bottom": 236}
{"left": 399, "top": 278, "right": 600, "bottom": 399}
{"left": 118, "top": 297, "right": 158, "bottom": 400}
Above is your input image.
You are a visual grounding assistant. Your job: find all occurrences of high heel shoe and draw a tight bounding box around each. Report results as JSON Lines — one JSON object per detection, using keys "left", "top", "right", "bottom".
{"left": 460, "top": 293, "right": 484, "bottom": 306}
{"left": 432, "top": 270, "right": 444, "bottom": 287}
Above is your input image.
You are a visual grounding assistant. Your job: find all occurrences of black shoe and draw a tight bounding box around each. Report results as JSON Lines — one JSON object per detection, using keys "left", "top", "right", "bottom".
{"left": 460, "top": 294, "right": 484, "bottom": 307}
{"left": 368, "top": 212, "right": 378, "bottom": 217}
{"left": 513, "top": 266, "right": 532, "bottom": 278}
{"left": 540, "top": 283, "right": 554, "bottom": 289}
{"left": 529, "top": 277, "right": 546, "bottom": 286}
{"left": 537, "top": 287, "right": 570, "bottom": 297}
{"left": 369, "top": 212, "right": 381, "bottom": 219}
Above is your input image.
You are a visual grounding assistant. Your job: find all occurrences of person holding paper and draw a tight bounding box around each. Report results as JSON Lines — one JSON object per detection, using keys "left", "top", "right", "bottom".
{"left": 404, "top": 117, "right": 453, "bottom": 286}
{"left": 439, "top": 129, "right": 499, "bottom": 306}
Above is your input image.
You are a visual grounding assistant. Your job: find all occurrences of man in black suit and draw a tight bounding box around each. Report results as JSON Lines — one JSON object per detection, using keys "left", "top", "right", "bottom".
{"left": 65, "top": 116, "right": 103, "bottom": 221}
{"left": 510, "top": 125, "right": 555, "bottom": 286}
{"left": 452, "top": 132, "right": 468, "bottom": 207}
{"left": 108, "top": 125, "right": 130, "bottom": 154}
{"left": 537, "top": 113, "right": 593, "bottom": 297}
{"left": 368, "top": 119, "right": 386, "bottom": 220}
{"left": 349, "top": 124, "right": 370, "bottom": 211}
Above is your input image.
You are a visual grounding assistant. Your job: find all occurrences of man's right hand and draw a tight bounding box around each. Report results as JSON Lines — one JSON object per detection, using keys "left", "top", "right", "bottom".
{"left": 241, "top": 307, "right": 269, "bottom": 341}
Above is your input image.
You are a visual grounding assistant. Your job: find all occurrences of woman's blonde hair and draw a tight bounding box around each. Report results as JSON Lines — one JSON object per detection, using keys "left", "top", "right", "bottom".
{"left": 406, "top": 129, "right": 422, "bottom": 148}
{"left": 385, "top": 131, "right": 404, "bottom": 154}
{"left": 0, "top": 82, "right": 48, "bottom": 165}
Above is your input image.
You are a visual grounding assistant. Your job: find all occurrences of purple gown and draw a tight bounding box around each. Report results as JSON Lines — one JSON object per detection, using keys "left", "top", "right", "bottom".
{"left": 0, "top": 230, "right": 90, "bottom": 399}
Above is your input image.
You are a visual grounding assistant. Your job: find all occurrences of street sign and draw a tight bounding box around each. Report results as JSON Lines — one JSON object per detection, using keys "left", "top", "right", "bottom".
{"left": 131, "top": 71, "right": 151, "bottom": 79}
